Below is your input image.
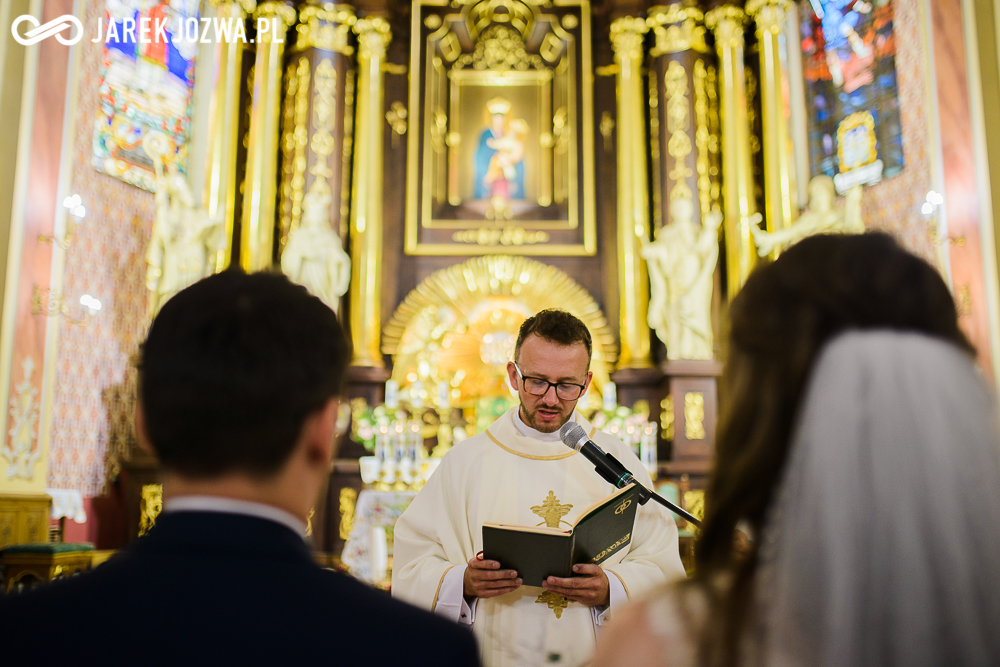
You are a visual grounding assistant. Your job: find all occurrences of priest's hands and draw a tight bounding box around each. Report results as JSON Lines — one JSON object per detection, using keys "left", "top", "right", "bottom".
{"left": 464, "top": 554, "right": 523, "bottom": 599}
{"left": 542, "top": 564, "right": 610, "bottom": 606}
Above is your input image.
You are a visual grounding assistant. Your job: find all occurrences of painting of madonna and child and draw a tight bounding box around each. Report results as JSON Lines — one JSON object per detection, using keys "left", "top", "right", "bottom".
{"left": 436, "top": 82, "right": 571, "bottom": 224}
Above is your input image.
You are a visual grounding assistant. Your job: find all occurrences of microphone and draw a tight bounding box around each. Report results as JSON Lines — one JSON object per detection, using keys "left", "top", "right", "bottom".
{"left": 559, "top": 421, "right": 704, "bottom": 529}
{"left": 559, "top": 422, "right": 636, "bottom": 489}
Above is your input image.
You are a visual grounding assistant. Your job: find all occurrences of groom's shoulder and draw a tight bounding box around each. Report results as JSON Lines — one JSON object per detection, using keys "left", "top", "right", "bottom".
{"left": 312, "top": 569, "right": 479, "bottom": 658}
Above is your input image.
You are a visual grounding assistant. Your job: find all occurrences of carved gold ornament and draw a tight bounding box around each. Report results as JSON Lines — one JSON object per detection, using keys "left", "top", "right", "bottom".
{"left": 684, "top": 392, "right": 705, "bottom": 440}
{"left": 535, "top": 590, "right": 569, "bottom": 618}
{"left": 295, "top": 4, "right": 356, "bottom": 54}
{"left": 665, "top": 61, "right": 694, "bottom": 202}
{"left": 705, "top": 6, "right": 747, "bottom": 49}
{"left": 139, "top": 484, "right": 163, "bottom": 537}
{"left": 648, "top": 2, "right": 709, "bottom": 55}
{"left": 339, "top": 487, "right": 358, "bottom": 540}
{"left": 278, "top": 57, "right": 310, "bottom": 249}
{"left": 532, "top": 490, "right": 574, "bottom": 528}
{"left": 382, "top": 256, "right": 616, "bottom": 406}
{"left": 451, "top": 227, "right": 550, "bottom": 246}
{"left": 3, "top": 357, "right": 40, "bottom": 480}
{"left": 660, "top": 395, "right": 675, "bottom": 440}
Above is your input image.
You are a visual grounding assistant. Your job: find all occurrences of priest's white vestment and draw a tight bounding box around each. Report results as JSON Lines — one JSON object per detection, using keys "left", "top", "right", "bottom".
{"left": 393, "top": 408, "right": 685, "bottom": 667}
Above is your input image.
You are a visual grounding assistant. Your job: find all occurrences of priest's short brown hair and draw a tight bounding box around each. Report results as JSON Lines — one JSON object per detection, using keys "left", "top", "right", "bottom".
{"left": 514, "top": 309, "right": 592, "bottom": 365}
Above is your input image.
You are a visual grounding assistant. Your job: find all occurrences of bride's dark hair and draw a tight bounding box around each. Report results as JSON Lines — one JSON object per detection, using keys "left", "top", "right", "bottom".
{"left": 690, "top": 232, "right": 972, "bottom": 665}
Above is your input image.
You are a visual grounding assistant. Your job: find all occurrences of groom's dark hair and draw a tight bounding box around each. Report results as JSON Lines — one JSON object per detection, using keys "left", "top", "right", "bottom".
{"left": 139, "top": 270, "right": 350, "bottom": 478}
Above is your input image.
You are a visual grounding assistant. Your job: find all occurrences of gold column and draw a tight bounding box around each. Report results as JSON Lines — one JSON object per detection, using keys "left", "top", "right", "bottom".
{"left": 748, "top": 0, "right": 796, "bottom": 244}
{"left": 204, "top": 0, "right": 255, "bottom": 271}
{"left": 278, "top": 5, "right": 356, "bottom": 252}
{"left": 706, "top": 6, "right": 757, "bottom": 295}
{"left": 240, "top": 1, "right": 296, "bottom": 271}
{"left": 348, "top": 17, "right": 390, "bottom": 367}
{"left": 611, "top": 17, "right": 653, "bottom": 370}
{"left": 647, "top": 2, "right": 721, "bottom": 226}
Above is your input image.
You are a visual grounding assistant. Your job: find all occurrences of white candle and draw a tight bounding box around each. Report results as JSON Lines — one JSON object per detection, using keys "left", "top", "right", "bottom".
{"left": 385, "top": 379, "right": 399, "bottom": 409}
{"left": 410, "top": 380, "right": 424, "bottom": 408}
{"left": 371, "top": 527, "right": 388, "bottom": 584}
{"left": 437, "top": 381, "right": 450, "bottom": 408}
{"left": 603, "top": 382, "right": 617, "bottom": 412}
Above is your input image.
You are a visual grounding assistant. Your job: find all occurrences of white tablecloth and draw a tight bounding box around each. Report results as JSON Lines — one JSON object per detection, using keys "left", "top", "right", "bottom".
{"left": 341, "top": 490, "right": 415, "bottom": 583}
{"left": 46, "top": 488, "right": 87, "bottom": 523}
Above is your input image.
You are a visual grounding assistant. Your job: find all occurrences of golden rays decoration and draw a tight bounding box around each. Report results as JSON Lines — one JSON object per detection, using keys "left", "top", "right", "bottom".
{"left": 382, "top": 256, "right": 616, "bottom": 407}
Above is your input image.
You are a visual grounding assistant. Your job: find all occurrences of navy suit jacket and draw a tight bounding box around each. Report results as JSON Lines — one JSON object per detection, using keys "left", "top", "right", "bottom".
{"left": 0, "top": 511, "right": 480, "bottom": 666}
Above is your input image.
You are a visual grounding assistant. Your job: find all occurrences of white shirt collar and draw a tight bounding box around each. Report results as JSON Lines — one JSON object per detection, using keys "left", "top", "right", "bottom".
{"left": 513, "top": 407, "right": 575, "bottom": 442}
{"left": 164, "top": 496, "right": 308, "bottom": 540}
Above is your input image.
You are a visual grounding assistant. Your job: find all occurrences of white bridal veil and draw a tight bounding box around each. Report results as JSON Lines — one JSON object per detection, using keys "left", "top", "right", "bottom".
{"left": 759, "top": 331, "right": 1000, "bottom": 666}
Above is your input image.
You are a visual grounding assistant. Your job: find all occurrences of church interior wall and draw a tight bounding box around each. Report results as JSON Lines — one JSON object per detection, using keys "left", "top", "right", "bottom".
{"left": 44, "top": 0, "right": 156, "bottom": 543}
{"left": 2, "top": 0, "right": 1000, "bottom": 550}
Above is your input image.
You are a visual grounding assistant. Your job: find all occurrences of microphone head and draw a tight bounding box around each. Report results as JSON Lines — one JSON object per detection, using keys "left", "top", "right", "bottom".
{"left": 559, "top": 422, "right": 589, "bottom": 451}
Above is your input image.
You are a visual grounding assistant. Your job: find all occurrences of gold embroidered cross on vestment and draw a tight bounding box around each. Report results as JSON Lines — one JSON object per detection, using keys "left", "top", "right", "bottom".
{"left": 531, "top": 490, "right": 573, "bottom": 528}
{"left": 535, "top": 590, "right": 569, "bottom": 619}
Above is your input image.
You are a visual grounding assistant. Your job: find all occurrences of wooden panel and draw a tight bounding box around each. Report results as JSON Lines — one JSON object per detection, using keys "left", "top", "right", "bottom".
{"left": 0, "top": 494, "right": 51, "bottom": 547}
{"left": 670, "top": 376, "right": 717, "bottom": 463}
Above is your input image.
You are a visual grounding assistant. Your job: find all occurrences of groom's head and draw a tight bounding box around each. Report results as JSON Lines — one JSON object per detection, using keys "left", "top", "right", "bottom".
{"left": 138, "top": 270, "right": 350, "bottom": 485}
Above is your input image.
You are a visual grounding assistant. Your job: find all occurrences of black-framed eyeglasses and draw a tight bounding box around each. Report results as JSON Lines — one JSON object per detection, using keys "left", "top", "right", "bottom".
{"left": 512, "top": 362, "right": 587, "bottom": 401}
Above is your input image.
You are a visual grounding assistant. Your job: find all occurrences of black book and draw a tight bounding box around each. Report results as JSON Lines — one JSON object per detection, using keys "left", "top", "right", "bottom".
{"left": 482, "top": 484, "right": 641, "bottom": 587}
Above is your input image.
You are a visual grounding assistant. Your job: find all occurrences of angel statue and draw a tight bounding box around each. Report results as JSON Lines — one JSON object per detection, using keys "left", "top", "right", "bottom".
{"left": 281, "top": 187, "right": 351, "bottom": 314}
{"left": 143, "top": 132, "right": 226, "bottom": 318}
{"left": 751, "top": 175, "right": 865, "bottom": 257}
{"left": 642, "top": 196, "right": 722, "bottom": 360}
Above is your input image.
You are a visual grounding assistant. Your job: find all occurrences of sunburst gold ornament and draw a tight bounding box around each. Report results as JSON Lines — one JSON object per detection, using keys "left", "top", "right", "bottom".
{"left": 382, "top": 256, "right": 617, "bottom": 407}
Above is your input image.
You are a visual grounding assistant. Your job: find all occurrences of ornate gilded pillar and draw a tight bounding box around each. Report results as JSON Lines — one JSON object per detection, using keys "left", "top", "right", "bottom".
{"left": 748, "top": 0, "right": 796, "bottom": 245}
{"left": 240, "top": 1, "right": 296, "bottom": 271}
{"left": 647, "top": 2, "right": 721, "bottom": 228}
{"left": 706, "top": 6, "right": 757, "bottom": 295}
{"left": 348, "top": 17, "right": 390, "bottom": 368}
{"left": 611, "top": 17, "right": 653, "bottom": 370}
{"left": 203, "top": 0, "right": 255, "bottom": 271}
{"left": 278, "top": 5, "right": 356, "bottom": 253}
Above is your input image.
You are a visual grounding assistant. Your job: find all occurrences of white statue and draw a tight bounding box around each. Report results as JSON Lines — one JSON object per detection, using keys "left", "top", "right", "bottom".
{"left": 642, "top": 196, "right": 722, "bottom": 360}
{"left": 751, "top": 175, "right": 865, "bottom": 257}
{"left": 144, "top": 133, "right": 225, "bottom": 317}
{"left": 281, "top": 188, "right": 351, "bottom": 314}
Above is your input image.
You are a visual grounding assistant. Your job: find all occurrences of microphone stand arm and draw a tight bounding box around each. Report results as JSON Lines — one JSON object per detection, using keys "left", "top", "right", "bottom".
{"left": 600, "top": 453, "right": 703, "bottom": 529}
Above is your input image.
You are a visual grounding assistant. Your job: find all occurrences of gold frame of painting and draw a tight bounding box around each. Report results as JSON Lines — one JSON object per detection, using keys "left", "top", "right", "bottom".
{"left": 405, "top": 0, "right": 596, "bottom": 256}
{"left": 836, "top": 110, "right": 878, "bottom": 172}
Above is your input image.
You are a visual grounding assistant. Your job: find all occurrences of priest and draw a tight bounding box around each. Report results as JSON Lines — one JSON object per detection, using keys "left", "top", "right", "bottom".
{"left": 393, "top": 309, "right": 685, "bottom": 667}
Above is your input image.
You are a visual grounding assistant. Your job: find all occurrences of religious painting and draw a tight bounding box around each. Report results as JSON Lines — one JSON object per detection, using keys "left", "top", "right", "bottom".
{"left": 800, "top": 0, "right": 903, "bottom": 193}
{"left": 406, "top": 0, "right": 596, "bottom": 255}
{"left": 92, "top": 0, "right": 199, "bottom": 192}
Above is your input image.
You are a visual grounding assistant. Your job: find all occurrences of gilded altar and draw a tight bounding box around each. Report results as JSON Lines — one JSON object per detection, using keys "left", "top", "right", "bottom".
{"left": 77, "top": 0, "right": 893, "bottom": 559}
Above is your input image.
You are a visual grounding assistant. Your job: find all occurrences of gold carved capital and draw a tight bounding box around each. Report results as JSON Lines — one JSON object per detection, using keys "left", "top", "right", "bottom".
{"left": 354, "top": 17, "right": 392, "bottom": 61}
{"left": 255, "top": 1, "right": 297, "bottom": 42}
{"left": 747, "top": 0, "right": 790, "bottom": 34}
{"left": 208, "top": 0, "right": 256, "bottom": 12}
{"left": 610, "top": 17, "right": 649, "bottom": 59}
{"left": 296, "top": 4, "right": 356, "bottom": 54}
{"left": 647, "top": 2, "right": 709, "bottom": 55}
{"left": 705, "top": 6, "right": 746, "bottom": 49}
